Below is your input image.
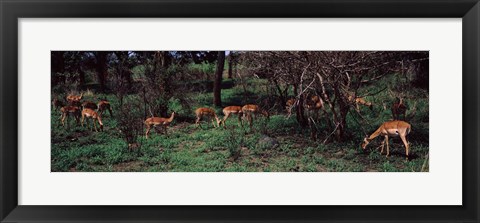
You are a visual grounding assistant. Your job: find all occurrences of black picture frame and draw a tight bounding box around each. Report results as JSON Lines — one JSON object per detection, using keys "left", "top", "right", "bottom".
{"left": 1, "top": 0, "right": 479, "bottom": 222}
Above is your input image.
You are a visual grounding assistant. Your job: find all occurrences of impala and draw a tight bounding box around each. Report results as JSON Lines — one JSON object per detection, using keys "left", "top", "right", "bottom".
{"left": 195, "top": 108, "right": 221, "bottom": 128}
{"left": 81, "top": 108, "right": 104, "bottom": 132}
{"left": 60, "top": 106, "right": 81, "bottom": 127}
{"left": 66, "top": 93, "right": 83, "bottom": 103}
{"left": 82, "top": 101, "right": 98, "bottom": 110}
{"left": 304, "top": 95, "right": 325, "bottom": 141}
{"left": 391, "top": 98, "right": 407, "bottom": 120}
{"left": 241, "top": 104, "right": 269, "bottom": 128}
{"left": 222, "top": 106, "right": 243, "bottom": 128}
{"left": 144, "top": 112, "right": 176, "bottom": 139}
{"left": 97, "top": 100, "right": 113, "bottom": 117}
{"left": 285, "top": 98, "right": 296, "bottom": 117}
{"left": 348, "top": 95, "right": 373, "bottom": 110}
{"left": 361, "top": 120, "right": 411, "bottom": 158}
{"left": 286, "top": 95, "right": 324, "bottom": 118}
{"left": 305, "top": 95, "right": 324, "bottom": 110}
{"left": 52, "top": 98, "right": 65, "bottom": 111}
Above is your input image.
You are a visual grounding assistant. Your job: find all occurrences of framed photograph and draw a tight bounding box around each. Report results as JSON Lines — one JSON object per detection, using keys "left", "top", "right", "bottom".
{"left": 1, "top": 0, "right": 478, "bottom": 222}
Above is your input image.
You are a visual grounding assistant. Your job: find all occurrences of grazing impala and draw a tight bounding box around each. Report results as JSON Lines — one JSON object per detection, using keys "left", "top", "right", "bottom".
{"left": 391, "top": 98, "right": 407, "bottom": 120}
{"left": 361, "top": 120, "right": 411, "bottom": 159}
{"left": 241, "top": 104, "right": 269, "bottom": 128}
{"left": 81, "top": 108, "right": 104, "bottom": 132}
{"left": 52, "top": 98, "right": 65, "bottom": 111}
{"left": 60, "top": 106, "right": 81, "bottom": 127}
{"left": 82, "top": 101, "right": 98, "bottom": 110}
{"left": 195, "top": 108, "right": 221, "bottom": 128}
{"left": 222, "top": 106, "right": 243, "bottom": 128}
{"left": 144, "top": 112, "right": 175, "bottom": 139}
{"left": 97, "top": 100, "right": 113, "bottom": 117}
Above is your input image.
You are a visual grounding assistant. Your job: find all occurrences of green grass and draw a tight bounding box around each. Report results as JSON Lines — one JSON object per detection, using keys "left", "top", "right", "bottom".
{"left": 51, "top": 74, "right": 429, "bottom": 172}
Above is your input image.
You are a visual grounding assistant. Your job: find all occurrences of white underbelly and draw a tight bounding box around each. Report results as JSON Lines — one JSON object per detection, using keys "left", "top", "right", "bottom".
{"left": 385, "top": 129, "right": 400, "bottom": 136}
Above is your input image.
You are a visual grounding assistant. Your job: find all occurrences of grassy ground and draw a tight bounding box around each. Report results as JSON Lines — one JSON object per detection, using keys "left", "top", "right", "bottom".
{"left": 51, "top": 77, "right": 429, "bottom": 172}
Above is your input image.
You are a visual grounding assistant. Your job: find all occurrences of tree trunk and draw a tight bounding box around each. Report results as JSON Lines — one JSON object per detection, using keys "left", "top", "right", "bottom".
{"left": 94, "top": 52, "right": 109, "bottom": 92}
{"left": 272, "top": 79, "right": 287, "bottom": 107}
{"left": 228, "top": 54, "right": 233, "bottom": 79}
{"left": 334, "top": 86, "right": 349, "bottom": 141}
{"left": 78, "top": 68, "right": 86, "bottom": 88}
{"left": 293, "top": 85, "right": 307, "bottom": 127}
{"left": 213, "top": 51, "right": 225, "bottom": 106}
{"left": 114, "top": 51, "right": 133, "bottom": 89}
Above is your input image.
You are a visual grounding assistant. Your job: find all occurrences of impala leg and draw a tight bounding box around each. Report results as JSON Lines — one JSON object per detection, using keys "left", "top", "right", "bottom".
{"left": 242, "top": 112, "right": 250, "bottom": 127}
{"left": 145, "top": 125, "right": 150, "bottom": 139}
{"left": 223, "top": 113, "right": 230, "bottom": 129}
{"left": 109, "top": 108, "right": 113, "bottom": 117}
{"left": 400, "top": 134, "right": 409, "bottom": 159}
{"left": 211, "top": 117, "right": 217, "bottom": 128}
{"left": 61, "top": 114, "right": 66, "bottom": 127}
{"left": 93, "top": 119, "right": 98, "bottom": 132}
{"left": 380, "top": 137, "right": 385, "bottom": 154}
{"left": 248, "top": 114, "right": 254, "bottom": 130}
{"left": 385, "top": 135, "right": 390, "bottom": 157}
{"left": 195, "top": 116, "right": 200, "bottom": 128}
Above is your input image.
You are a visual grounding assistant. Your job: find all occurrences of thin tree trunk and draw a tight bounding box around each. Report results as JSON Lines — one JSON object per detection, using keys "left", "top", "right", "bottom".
{"left": 213, "top": 51, "right": 225, "bottom": 106}
{"left": 78, "top": 68, "right": 86, "bottom": 88}
{"left": 228, "top": 54, "right": 233, "bottom": 79}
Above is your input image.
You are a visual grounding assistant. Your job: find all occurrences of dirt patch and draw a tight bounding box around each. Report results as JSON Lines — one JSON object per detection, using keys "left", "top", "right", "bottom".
{"left": 112, "top": 160, "right": 144, "bottom": 172}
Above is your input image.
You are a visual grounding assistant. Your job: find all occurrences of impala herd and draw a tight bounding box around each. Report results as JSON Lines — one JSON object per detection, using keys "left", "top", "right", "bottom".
{"left": 53, "top": 92, "right": 413, "bottom": 159}
{"left": 55, "top": 93, "right": 112, "bottom": 132}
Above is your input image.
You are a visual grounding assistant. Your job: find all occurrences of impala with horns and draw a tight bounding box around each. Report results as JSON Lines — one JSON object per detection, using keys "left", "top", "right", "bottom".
{"left": 97, "top": 100, "right": 113, "bottom": 117}
{"left": 361, "top": 120, "right": 411, "bottom": 159}
{"left": 195, "top": 108, "right": 221, "bottom": 128}
{"left": 222, "top": 106, "right": 243, "bottom": 128}
{"left": 81, "top": 108, "right": 104, "bottom": 132}
{"left": 60, "top": 105, "right": 81, "bottom": 127}
{"left": 144, "top": 112, "right": 175, "bottom": 139}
